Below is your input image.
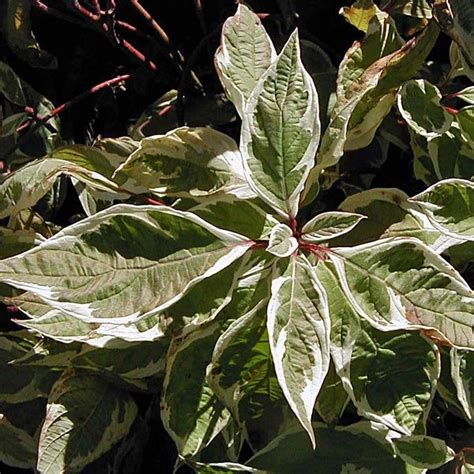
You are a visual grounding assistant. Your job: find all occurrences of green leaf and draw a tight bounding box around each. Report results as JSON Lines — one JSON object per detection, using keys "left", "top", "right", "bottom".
{"left": 456, "top": 86, "right": 474, "bottom": 105}
{"left": 393, "top": 435, "right": 455, "bottom": 469}
{"left": 0, "top": 228, "right": 44, "bottom": 259}
{"left": 411, "top": 179, "right": 474, "bottom": 241}
{"left": 456, "top": 106, "right": 474, "bottom": 144}
{"left": 329, "top": 238, "right": 474, "bottom": 349}
{"left": 398, "top": 79, "right": 453, "bottom": 138}
{"left": 301, "top": 211, "right": 366, "bottom": 243}
{"left": 162, "top": 261, "right": 270, "bottom": 457}
{"left": 215, "top": 3, "right": 276, "bottom": 117}
{"left": 116, "top": 127, "right": 254, "bottom": 199}
{"left": 37, "top": 368, "right": 137, "bottom": 473}
{"left": 306, "top": 19, "right": 438, "bottom": 197}
{"left": 267, "top": 223, "right": 298, "bottom": 257}
{"left": 335, "top": 188, "right": 461, "bottom": 253}
{"left": 208, "top": 305, "right": 297, "bottom": 451}
{"left": 315, "top": 362, "right": 349, "bottom": 427}
{"left": 191, "top": 197, "right": 279, "bottom": 240}
{"left": 317, "top": 263, "right": 438, "bottom": 435}
{"left": 0, "top": 205, "right": 251, "bottom": 323}
{"left": 427, "top": 122, "right": 474, "bottom": 181}
{"left": 241, "top": 29, "right": 320, "bottom": 219}
{"left": 248, "top": 421, "right": 423, "bottom": 473}
{"left": 392, "top": 0, "right": 433, "bottom": 19}
{"left": 0, "top": 414, "right": 37, "bottom": 469}
{"left": 0, "top": 157, "right": 124, "bottom": 219}
{"left": 340, "top": 0, "right": 378, "bottom": 33}
{"left": 433, "top": 0, "right": 474, "bottom": 67}
{"left": 267, "top": 254, "right": 330, "bottom": 447}
{"left": 451, "top": 349, "right": 474, "bottom": 422}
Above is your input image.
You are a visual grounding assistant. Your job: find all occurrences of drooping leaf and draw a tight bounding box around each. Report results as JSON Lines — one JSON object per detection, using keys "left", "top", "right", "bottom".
{"left": 0, "top": 205, "right": 251, "bottom": 323}
{"left": 335, "top": 188, "right": 462, "bottom": 253}
{"left": 208, "top": 305, "right": 297, "bottom": 451}
{"left": 329, "top": 238, "right": 474, "bottom": 349}
{"left": 398, "top": 79, "right": 453, "bottom": 138}
{"left": 305, "top": 19, "right": 439, "bottom": 198}
{"left": 116, "top": 127, "right": 254, "bottom": 199}
{"left": 37, "top": 368, "right": 137, "bottom": 473}
{"left": 317, "top": 263, "right": 439, "bottom": 435}
{"left": 215, "top": 3, "right": 276, "bottom": 117}
{"left": 393, "top": 434, "right": 455, "bottom": 469}
{"left": 267, "top": 254, "right": 330, "bottom": 447}
{"left": 451, "top": 349, "right": 474, "bottom": 422}
{"left": 410, "top": 179, "right": 474, "bottom": 241}
{"left": 248, "top": 421, "right": 424, "bottom": 473}
{"left": 241, "top": 30, "right": 320, "bottom": 219}
{"left": 161, "top": 260, "right": 270, "bottom": 457}
{"left": 301, "top": 211, "right": 366, "bottom": 243}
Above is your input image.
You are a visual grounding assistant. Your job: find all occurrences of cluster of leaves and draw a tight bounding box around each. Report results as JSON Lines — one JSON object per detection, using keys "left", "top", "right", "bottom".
{"left": 0, "top": 1, "right": 473, "bottom": 472}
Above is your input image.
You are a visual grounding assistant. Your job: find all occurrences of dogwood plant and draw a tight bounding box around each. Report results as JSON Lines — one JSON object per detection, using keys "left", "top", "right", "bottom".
{"left": 0, "top": 3, "right": 473, "bottom": 473}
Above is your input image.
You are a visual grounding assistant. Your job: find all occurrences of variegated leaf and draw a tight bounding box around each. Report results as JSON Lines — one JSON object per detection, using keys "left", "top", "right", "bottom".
{"left": 301, "top": 211, "right": 366, "bottom": 243}
{"left": 456, "top": 86, "right": 474, "bottom": 105}
{"left": 267, "top": 223, "right": 298, "bottom": 258}
{"left": 411, "top": 179, "right": 474, "bottom": 241}
{"left": 37, "top": 368, "right": 137, "bottom": 473}
{"left": 398, "top": 79, "right": 453, "bottom": 138}
{"left": 215, "top": 4, "right": 276, "bottom": 117}
{"left": 116, "top": 127, "right": 254, "bottom": 199}
{"left": 451, "top": 348, "right": 474, "bottom": 422}
{"left": 267, "top": 254, "right": 330, "bottom": 447}
{"left": 0, "top": 414, "right": 36, "bottom": 469}
{"left": 317, "top": 263, "right": 439, "bottom": 435}
{"left": 241, "top": 30, "right": 320, "bottom": 219}
{"left": 393, "top": 435, "right": 455, "bottom": 468}
{"left": 456, "top": 105, "right": 474, "bottom": 144}
{"left": 0, "top": 205, "right": 251, "bottom": 324}
{"left": 329, "top": 238, "right": 474, "bottom": 349}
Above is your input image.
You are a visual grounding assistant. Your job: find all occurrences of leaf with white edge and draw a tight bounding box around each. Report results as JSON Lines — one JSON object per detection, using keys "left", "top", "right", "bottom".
{"left": 393, "top": 435, "right": 455, "bottom": 469}
{"left": 0, "top": 205, "right": 251, "bottom": 324}
{"left": 267, "top": 254, "right": 331, "bottom": 447}
{"left": 187, "top": 461, "right": 258, "bottom": 473}
{"left": 392, "top": 0, "right": 433, "bottom": 19}
{"left": 301, "top": 211, "right": 366, "bottom": 243}
{"left": 208, "top": 305, "right": 297, "bottom": 451}
{"left": 116, "top": 127, "right": 255, "bottom": 199}
{"left": 191, "top": 196, "right": 280, "bottom": 240}
{"left": 215, "top": 4, "right": 276, "bottom": 117}
{"left": 411, "top": 179, "right": 474, "bottom": 241}
{"left": 451, "top": 349, "right": 474, "bottom": 422}
{"left": 267, "top": 223, "right": 298, "bottom": 258}
{"left": 241, "top": 29, "right": 320, "bottom": 219}
{"left": 456, "top": 106, "right": 474, "bottom": 144}
{"left": 317, "top": 263, "right": 439, "bottom": 435}
{"left": 0, "top": 228, "right": 44, "bottom": 259}
{"left": 37, "top": 368, "right": 137, "bottom": 474}
{"left": 457, "top": 86, "right": 474, "bottom": 105}
{"left": 335, "top": 188, "right": 462, "bottom": 253}
{"left": 248, "top": 421, "right": 423, "bottom": 473}
{"left": 398, "top": 79, "right": 453, "bottom": 138}
{"left": 0, "top": 415, "right": 36, "bottom": 469}
{"left": 161, "top": 322, "right": 231, "bottom": 458}
{"left": 329, "top": 238, "right": 474, "bottom": 349}
{"left": 304, "top": 20, "right": 438, "bottom": 198}
{"left": 427, "top": 122, "right": 474, "bottom": 181}
{"left": 162, "top": 263, "right": 270, "bottom": 457}
{"left": 0, "top": 158, "right": 123, "bottom": 219}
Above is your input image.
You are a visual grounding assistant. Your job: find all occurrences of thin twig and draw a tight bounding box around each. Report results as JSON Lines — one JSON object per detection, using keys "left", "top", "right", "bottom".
{"left": 5, "top": 74, "right": 131, "bottom": 161}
